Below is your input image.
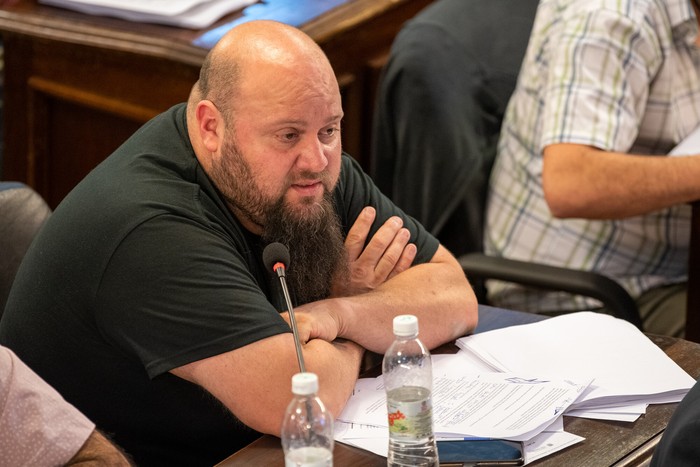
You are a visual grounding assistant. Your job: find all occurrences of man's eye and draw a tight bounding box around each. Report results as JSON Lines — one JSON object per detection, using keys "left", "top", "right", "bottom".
{"left": 321, "top": 127, "right": 340, "bottom": 138}
{"left": 281, "top": 132, "right": 298, "bottom": 142}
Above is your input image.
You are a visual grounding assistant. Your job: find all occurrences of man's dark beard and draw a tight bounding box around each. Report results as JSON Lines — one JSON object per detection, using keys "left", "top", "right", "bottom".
{"left": 261, "top": 192, "right": 348, "bottom": 305}
{"left": 209, "top": 132, "right": 348, "bottom": 304}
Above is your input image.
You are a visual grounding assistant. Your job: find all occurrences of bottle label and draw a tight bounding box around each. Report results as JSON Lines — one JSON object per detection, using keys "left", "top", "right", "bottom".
{"left": 386, "top": 386, "right": 433, "bottom": 438}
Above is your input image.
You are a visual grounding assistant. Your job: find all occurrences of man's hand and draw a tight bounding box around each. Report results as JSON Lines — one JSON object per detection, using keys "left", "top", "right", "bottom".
{"left": 279, "top": 207, "right": 416, "bottom": 344}
{"left": 279, "top": 303, "right": 341, "bottom": 344}
{"left": 331, "top": 206, "right": 417, "bottom": 297}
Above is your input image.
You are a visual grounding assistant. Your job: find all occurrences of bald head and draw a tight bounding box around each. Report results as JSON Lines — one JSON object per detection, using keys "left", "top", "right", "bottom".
{"left": 192, "top": 20, "right": 336, "bottom": 121}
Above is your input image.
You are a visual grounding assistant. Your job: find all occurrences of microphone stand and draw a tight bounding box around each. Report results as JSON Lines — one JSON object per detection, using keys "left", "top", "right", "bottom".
{"left": 274, "top": 265, "right": 306, "bottom": 373}
{"left": 264, "top": 243, "right": 316, "bottom": 447}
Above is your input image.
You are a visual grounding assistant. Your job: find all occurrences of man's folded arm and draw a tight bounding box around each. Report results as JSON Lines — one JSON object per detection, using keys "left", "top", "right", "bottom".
{"left": 170, "top": 332, "right": 364, "bottom": 436}
{"left": 299, "top": 244, "right": 478, "bottom": 354}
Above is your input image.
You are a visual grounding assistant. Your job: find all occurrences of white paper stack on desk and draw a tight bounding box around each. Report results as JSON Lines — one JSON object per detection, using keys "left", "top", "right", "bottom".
{"left": 456, "top": 312, "right": 695, "bottom": 421}
{"left": 38, "top": 0, "right": 257, "bottom": 29}
{"left": 335, "top": 312, "right": 695, "bottom": 464}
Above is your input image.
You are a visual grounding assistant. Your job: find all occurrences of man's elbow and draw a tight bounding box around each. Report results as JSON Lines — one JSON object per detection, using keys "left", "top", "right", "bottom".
{"left": 460, "top": 284, "right": 479, "bottom": 336}
{"left": 441, "top": 271, "right": 479, "bottom": 343}
{"left": 545, "top": 194, "right": 576, "bottom": 218}
{"left": 543, "top": 181, "right": 587, "bottom": 218}
{"left": 542, "top": 144, "right": 599, "bottom": 218}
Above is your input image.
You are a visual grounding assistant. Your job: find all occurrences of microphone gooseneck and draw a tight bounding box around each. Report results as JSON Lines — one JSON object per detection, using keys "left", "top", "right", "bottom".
{"left": 262, "top": 242, "right": 306, "bottom": 373}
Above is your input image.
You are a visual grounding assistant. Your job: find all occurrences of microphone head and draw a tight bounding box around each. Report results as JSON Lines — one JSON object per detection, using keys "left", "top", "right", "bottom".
{"left": 262, "top": 242, "right": 291, "bottom": 272}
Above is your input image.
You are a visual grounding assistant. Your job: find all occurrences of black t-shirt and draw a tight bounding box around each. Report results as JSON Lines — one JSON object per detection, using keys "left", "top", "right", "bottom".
{"left": 0, "top": 103, "right": 438, "bottom": 466}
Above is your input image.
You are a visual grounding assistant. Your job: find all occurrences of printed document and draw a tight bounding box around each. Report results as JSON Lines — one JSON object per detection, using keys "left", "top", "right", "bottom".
{"left": 337, "top": 356, "right": 591, "bottom": 441}
{"left": 456, "top": 312, "right": 695, "bottom": 412}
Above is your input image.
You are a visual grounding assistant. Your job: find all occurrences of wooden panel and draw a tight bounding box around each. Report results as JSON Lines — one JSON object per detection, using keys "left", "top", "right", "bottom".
{"left": 39, "top": 93, "right": 142, "bottom": 207}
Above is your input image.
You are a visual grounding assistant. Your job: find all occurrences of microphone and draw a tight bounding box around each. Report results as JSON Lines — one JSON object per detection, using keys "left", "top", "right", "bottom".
{"left": 263, "top": 242, "right": 306, "bottom": 373}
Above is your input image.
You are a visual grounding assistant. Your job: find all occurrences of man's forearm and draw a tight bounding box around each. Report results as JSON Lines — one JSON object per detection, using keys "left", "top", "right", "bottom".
{"left": 543, "top": 143, "right": 700, "bottom": 219}
{"left": 329, "top": 246, "right": 478, "bottom": 353}
{"left": 302, "top": 337, "right": 365, "bottom": 419}
{"left": 171, "top": 331, "right": 364, "bottom": 437}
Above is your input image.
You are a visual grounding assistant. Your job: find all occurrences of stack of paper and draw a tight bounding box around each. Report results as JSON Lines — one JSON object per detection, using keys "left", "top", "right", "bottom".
{"left": 339, "top": 357, "right": 591, "bottom": 440}
{"left": 335, "top": 312, "right": 696, "bottom": 464}
{"left": 335, "top": 352, "right": 588, "bottom": 464}
{"left": 456, "top": 312, "right": 695, "bottom": 421}
{"left": 38, "top": 0, "right": 257, "bottom": 29}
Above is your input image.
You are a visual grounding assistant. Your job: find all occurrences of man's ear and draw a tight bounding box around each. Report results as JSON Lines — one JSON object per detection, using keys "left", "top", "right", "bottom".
{"left": 196, "top": 100, "right": 224, "bottom": 153}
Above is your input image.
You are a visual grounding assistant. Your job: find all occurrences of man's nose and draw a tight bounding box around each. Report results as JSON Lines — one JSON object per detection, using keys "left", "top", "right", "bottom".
{"left": 296, "top": 137, "right": 329, "bottom": 172}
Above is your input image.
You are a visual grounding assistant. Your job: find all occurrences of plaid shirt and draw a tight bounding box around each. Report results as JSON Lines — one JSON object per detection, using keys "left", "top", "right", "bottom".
{"left": 485, "top": 0, "right": 700, "bottom": 312}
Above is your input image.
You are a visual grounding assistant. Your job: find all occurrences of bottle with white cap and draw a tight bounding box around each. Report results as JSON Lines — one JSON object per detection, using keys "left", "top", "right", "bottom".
{"left": 382, "top": 314, "right": 438, "bottom": 466}
{"left": 281, "top": 372, "right": 334, "bottom": 467}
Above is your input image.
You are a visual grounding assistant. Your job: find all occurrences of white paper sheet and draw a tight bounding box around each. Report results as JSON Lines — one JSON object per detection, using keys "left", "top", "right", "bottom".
{"left": 39, "top": 0, "right": 257, "bottom": 28}
{"left": 337, "top": 359, "right": 591, "bottom": 442}
{"left": 669, "top": 125, "right": 700, "bottom": 156}
{"left": 456, "top": 312, "right": 695, "bottom": 411}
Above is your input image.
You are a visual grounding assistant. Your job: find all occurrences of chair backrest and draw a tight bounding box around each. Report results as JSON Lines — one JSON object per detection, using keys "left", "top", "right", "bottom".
{"left": 0, "top": 182, "right": 51, "bottom": 319}
{"left": 370, "top": 0, "right": 539, "bottom": 258}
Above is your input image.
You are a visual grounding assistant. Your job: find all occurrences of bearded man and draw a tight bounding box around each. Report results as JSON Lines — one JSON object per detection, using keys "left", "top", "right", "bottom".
{"left": 0, "top": 20, "right": 477, "bottom": 467}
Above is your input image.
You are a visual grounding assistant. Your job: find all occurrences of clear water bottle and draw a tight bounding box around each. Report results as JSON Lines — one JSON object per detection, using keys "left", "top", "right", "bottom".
{"left": 383, "top": 314, "right": 438, "bottom": 466}
{"left": 281, "top": 372, "right": 334, "bottom": 467}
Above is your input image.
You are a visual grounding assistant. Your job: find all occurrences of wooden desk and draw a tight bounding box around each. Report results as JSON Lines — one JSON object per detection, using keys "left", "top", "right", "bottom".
{"left": 0, "top": 0, "right": 434, "bottom": 208}
{"left": 216, "top": 334, "right": 700, "bottom": 466}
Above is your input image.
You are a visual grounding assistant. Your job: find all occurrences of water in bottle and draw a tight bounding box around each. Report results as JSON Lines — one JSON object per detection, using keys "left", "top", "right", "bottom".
{"left": 383, "top": 314, "right": 438, "bottom": 466}
{"left": 281, "top": 372, "right": 334, "bottom": 467}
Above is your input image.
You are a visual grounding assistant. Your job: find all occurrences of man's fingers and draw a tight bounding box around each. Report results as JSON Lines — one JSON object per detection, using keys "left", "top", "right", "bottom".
{"left": 359, "top": 216, "right": 404, "bottom": 267}
{"left": 388, "top": 243, "right": 417, "bottom": 280}
{"left": 344, "top": 207, "right": 376, "bottom": 261}
{"left": 373, "top": 227, "right": 411, "bottom": 278}
{"left": 340, "top": 209, "right": 418, "bottom": 296}
{"left": 280, "top": 311, "right": 311, "bottom": 344}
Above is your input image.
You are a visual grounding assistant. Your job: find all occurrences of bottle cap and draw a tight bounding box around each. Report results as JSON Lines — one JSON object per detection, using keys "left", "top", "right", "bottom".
{"left": 291, "top": 372, "right": 319, "bottom": 395}
{"left": 393, "top": 314, "right": 419, "bottom": 336}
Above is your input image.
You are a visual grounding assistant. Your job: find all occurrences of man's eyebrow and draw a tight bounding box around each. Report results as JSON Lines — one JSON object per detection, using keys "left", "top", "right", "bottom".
{"left": 323, "top": 114, "right": 345, "bottom": 126}
{"left": 268, "top": 114, "right": 344, "bottom": 127}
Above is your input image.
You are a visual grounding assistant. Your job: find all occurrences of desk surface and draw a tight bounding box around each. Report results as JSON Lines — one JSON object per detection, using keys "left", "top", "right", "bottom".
{"left": 216, "top": 334, "right": 700, "bottom": 466}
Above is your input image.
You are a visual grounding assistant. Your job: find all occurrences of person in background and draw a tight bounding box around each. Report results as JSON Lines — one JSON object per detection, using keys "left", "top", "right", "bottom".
{"left": 0, "top": 20, "right": 477, "bottom": 466}
{"left": 0, "top": 345, "right": 131, "bottom": 466}
{"left": 486, "top": 0, "right": 700, "bottom": 337}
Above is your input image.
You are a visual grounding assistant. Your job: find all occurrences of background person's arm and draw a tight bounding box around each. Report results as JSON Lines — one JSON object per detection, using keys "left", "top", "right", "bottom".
{"left": 67, "top": 430, "right": 133, "bottom": 466}
{"left": 542, "top": 143, "right": 700, "bottom": 220}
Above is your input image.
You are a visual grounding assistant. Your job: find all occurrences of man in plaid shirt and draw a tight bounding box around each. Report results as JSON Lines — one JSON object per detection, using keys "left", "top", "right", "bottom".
{"left": 486, "top": 0, "right": 700, "bottom": 336}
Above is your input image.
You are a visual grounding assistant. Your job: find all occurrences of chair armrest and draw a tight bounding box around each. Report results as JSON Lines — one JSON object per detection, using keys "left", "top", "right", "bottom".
{"left": 458, "top": 252, "right": 643, "bottom": 329}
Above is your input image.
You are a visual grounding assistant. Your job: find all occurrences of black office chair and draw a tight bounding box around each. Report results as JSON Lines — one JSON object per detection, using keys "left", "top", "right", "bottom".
{"left": 370, "top": 0, "right": 643, "bottom": 328}
{"left": 0, "top": 182, "right": 51, "bottom": 319}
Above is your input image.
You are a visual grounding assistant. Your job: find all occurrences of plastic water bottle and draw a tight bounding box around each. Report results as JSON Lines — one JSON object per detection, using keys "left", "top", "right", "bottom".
{"left": 383, "top": 314, "right": 438, "bottom": 466}
{"left": 281, "top": 372, "right": 334, "bottom": 467}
